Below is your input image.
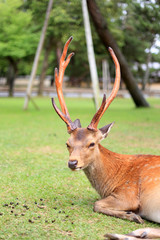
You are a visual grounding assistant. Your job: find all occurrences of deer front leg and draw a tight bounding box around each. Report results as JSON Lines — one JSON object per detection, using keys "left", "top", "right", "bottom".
{"left": 94, "top": 196, "right": 143, "bottom": 223}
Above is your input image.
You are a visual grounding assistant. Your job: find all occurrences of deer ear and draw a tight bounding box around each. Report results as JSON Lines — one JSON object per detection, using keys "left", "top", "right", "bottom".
{"left": 99, "top": 122, "right": 114, "bottom": 139}
{"left": 73, "top": 119, "right": 81, "bottom": 128}
{"left": 68, "top": 119, "right": 82, "bottom": 134}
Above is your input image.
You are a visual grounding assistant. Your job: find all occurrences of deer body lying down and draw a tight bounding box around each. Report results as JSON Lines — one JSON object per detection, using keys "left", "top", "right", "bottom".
{"left": 67, "top": 127, "right": 160, "bottom": 224}
{"left": 51, "top": 37, "right": 160, "bottom": 239}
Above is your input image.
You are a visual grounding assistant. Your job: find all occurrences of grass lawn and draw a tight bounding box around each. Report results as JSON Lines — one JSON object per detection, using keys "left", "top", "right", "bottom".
{"left": 0, "top": 97, "right": 160, "bottom": 239}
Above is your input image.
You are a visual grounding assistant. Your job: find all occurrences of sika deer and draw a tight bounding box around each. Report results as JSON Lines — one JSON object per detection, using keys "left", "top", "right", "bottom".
{"left": 51, "top": 37, "right": 160, "bottom": 239}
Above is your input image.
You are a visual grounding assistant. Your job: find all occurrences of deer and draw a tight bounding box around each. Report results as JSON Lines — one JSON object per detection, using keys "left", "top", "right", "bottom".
{"left": 51, "top": 37, "right": 160, "bottom": 239}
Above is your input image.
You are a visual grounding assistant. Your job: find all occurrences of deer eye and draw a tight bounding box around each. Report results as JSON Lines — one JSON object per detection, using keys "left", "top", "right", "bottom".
{"left": 88, "top": 142, "right": 95, "bottom": 148}
{"left": 66, "top": 143, "right": 71, "bottom": 148}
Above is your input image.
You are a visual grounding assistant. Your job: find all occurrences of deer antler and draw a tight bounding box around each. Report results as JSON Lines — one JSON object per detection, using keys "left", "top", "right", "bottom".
{"left": 87, "top": 47, "right": 121, "bottom": 131}
{"left": 51, "top": 37, "right": 81, "bottom": 133}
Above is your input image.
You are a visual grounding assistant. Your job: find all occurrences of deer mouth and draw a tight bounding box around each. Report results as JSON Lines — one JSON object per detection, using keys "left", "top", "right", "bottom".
{"left": 71, "top": 167, "right": 83, "bottom": 171}
{"left": 75, "top": 167, "right": 83, "bottom": 170}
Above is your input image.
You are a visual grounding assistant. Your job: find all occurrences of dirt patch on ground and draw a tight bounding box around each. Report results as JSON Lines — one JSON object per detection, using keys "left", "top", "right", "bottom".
{"left": 26, "top": 145, "right": 63, "bottom": 154}
{"left": 153, "top": 104, "right": 160, "bottom": 109}
{"left": 117, "top": 133, "right": 160, "bottom": 153}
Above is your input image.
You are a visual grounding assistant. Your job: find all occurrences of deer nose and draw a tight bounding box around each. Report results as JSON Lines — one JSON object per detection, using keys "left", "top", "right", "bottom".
{"left": 68, "top": 160, "right": 78, "bottom": 170}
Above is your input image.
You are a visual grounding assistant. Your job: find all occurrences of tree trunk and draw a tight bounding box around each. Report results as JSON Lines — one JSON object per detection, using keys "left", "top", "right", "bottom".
{"left": 56, "top": 42, "right": 62, "bottom": 65}
{"left": 24, "top": 0, "right": 53, "bottom": 110}
{"left": 38, "top": 38, "right": 54, "bottom": 95}
{"left": 6, "top": 57, "right": 18, "bottom": 97}
{"left": 87, "top": 0, "right": 149, "bottom": 107}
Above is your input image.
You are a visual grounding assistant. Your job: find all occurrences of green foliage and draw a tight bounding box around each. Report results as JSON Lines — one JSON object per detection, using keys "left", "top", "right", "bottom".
{"left": 97, "top": 0, "right": 125, "bottom": 48}
{"left": 0, "top": 0, "right": 39, "bottom": 60}
{"left": 0, "top": 97, "right": 160, "bottom": 239}
{"left": 122, "top": 1, "right": 159, "bottom": 59}
{"left": 0, "top": 0, "right": 159, "bottom": 81}
{"left": 27, "top": 0, "right": 88, "bottom": 77}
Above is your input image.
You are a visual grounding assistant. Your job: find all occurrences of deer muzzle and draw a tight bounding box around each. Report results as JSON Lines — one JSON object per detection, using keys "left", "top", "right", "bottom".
{"left": 68, "top": 160, "right": 78, "bottom": 170}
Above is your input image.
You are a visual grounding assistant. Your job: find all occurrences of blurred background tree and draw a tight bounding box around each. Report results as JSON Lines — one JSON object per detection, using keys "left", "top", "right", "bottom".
{"left": 121, "top": 0, "right": 160, "bottom": 90}
{"left": 0, "top": 0, "right": 39, "bottom": 96}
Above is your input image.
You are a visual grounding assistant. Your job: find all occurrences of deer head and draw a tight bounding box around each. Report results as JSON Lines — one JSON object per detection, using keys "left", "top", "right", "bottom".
{"left": 52, "top": 37, "right": 120, "bottom": 171}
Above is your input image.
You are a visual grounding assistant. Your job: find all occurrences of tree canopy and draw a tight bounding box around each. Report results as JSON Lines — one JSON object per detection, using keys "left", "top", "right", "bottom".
{"left": 0, "top": 0, "right": 159, "bottom": 96}
{"left": 0, "top": 0, "right": 39, "bottom": 60}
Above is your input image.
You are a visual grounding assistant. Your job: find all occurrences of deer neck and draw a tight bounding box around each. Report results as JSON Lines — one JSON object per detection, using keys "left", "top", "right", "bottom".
{"left": 83, "top": 144, "right": 129, "bottom": 198}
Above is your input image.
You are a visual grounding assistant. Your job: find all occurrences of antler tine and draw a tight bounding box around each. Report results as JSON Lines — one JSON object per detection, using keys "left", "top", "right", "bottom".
{"left": 88, "top": 48, "right": 121, "bottom": 131}
{"left": 55, "top": 36, "right": 74, "bottom": 118}
{"left": 51, "top": 37, "right": 76, "bottom": 133}
{"left": 51, "top": 98, "right": 73, "bottom": 127}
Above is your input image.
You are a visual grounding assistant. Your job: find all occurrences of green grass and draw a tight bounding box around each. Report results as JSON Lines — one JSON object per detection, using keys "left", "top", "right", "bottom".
{"left": 0, "top": 97, "right": 160, "bottom": 239}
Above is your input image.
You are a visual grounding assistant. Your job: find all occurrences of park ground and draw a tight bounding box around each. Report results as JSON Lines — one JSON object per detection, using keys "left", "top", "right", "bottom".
{"left": 0, "top": 97, "right": 160, "bottom": 239}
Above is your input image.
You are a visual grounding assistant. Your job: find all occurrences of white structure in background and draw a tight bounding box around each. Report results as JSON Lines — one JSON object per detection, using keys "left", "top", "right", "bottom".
{"left": 81, "top": 0, "right": 100, "bottom": 110}
{"left": 102, "top": 59, "right": 111, "bottom": 95}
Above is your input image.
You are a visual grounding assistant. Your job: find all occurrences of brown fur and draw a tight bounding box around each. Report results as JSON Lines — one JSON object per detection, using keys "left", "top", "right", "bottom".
{"left": 66, "top": 128, "right": 160, "bottom": 225}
